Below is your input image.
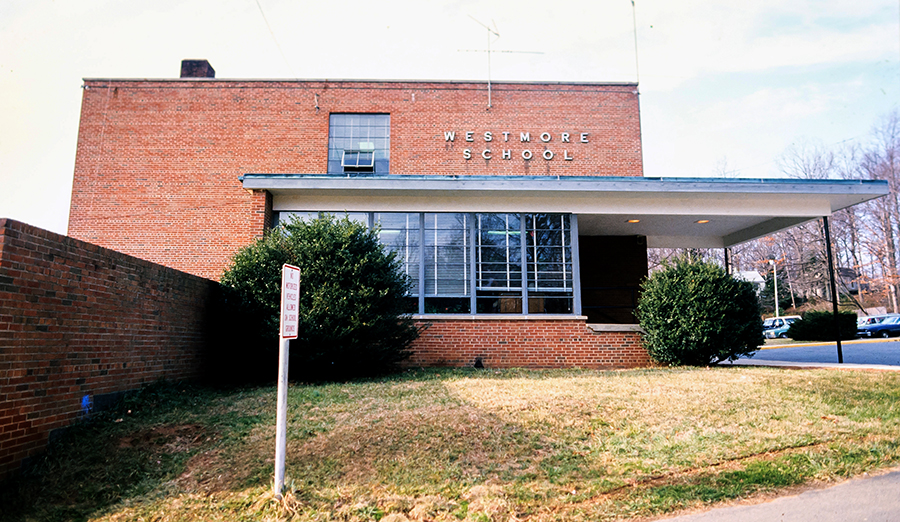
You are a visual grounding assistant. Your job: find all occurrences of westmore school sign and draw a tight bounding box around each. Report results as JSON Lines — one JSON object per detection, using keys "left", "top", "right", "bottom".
{"left": 444, "top": 130, "right": 590, "bottom": 161}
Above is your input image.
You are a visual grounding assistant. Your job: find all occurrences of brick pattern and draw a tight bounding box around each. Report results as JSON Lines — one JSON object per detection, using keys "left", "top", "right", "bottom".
{"left": 0, "top": 219, "right": 215, "bottom": 481}
{"left": 68, "top": 79, "right": 642, "bottom": 281}
{"left": 409, "top": 319, "right": 649, "bottom": 369}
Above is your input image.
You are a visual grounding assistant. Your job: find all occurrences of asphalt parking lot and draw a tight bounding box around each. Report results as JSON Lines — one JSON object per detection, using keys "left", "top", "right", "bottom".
{"left": 746, "top": 338, "right": 900, "bottom": 366}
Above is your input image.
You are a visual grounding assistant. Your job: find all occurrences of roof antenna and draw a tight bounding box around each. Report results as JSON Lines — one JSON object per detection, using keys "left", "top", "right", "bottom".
{"left": 459, "top": 16, "right": 542, "bottom": 110}
{"left": 631, "top": 0, "right": 640, "bottom": 85}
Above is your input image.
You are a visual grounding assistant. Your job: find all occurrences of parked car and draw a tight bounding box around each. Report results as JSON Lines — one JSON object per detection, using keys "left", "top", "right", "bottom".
{"left": 858, "top": 315, "right": 900, "bottom": 338}
{"left": 857, "top": 314, "right": 899, "bottom": 327}
{"left": 763, "top": 315, "right": 802, "bottom": 339}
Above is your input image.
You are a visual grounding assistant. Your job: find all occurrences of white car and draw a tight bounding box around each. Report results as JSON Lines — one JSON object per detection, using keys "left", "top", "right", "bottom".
{"left": 857, "top": 314, "right": 899, "bottom": 327}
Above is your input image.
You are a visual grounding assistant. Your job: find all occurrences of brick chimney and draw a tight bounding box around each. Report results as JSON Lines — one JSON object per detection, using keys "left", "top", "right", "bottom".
{"left": 180, "top": 59, "right": 215, "bottom": 78}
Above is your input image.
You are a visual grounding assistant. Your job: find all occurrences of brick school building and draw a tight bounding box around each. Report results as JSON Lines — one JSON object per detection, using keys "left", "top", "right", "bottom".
{"left": 67, "top": 60, "right": 886, "bottom": 369}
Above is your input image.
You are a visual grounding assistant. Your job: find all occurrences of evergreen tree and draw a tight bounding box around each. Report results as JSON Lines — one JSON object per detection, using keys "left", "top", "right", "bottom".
{"left": 219, "top": 215, "right": 418, "bottom": 381}
{"left": 637, "top": 256, "right": 764, "bottom": 366}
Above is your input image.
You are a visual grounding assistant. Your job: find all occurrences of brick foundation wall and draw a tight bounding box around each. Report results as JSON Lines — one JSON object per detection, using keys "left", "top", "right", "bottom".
{"left": 409, "top": 318, "right": 649, "bottom": 369}
{"left": 0, "top": 219, "right": 217, "bottom": 481}
{"left": 69, "top": 79, "right": 642, "bottom": 280}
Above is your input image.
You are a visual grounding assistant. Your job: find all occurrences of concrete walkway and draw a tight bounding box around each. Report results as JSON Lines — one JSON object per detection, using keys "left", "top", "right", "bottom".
{"left": 658, "top": 467, "right": 900, "bottom": 521}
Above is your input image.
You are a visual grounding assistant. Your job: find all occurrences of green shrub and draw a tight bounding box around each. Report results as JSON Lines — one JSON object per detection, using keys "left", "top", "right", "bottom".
{"left": 786, "top": 310, "right": 857, "bottom": 341}
{"left": 636, "top": 257, "right": 764, "bottom": 366}
{"left": 219, "top": 215, "right": 418, "bottom": 381}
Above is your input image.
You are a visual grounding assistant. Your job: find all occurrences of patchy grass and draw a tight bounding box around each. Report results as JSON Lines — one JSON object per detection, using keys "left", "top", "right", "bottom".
{"left": 2, "top": 367, "right": 899, "bottom": 521}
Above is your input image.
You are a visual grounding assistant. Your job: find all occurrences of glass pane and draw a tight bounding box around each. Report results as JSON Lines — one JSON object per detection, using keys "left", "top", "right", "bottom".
{"left": 476, "top": 213, "right": 525, "bottom": 294}
{"left": 528, "top": 296, "right": 573, "bottom": 314}
{"left": 422, "top": 213, "right": 469, "bottom": 297}
{"left": 479, "top": 246, "right": 520, "bottom": 263}
{"left": 425, "top": 265, "right": 468, "bottom": 295}
{"left": 380, "top": 232, "right": 420, "bottom": 250}
{"left": 373, "top": 213, "right": 420, "bottom": 298}
{"left": 275, "top": 211, "right": 318, "bottom": 227}
{"left": 476, "top": 296, "right": 522, "bottom": 314}
{"left": 328, "top": 114, "right": 390, "bottom": 174}
{"left": 342, "top": 151, "right": 359, "bottom": 167}
{"left": 400, "top": 297, "right": 418, "bottom": 314}
{"left": 425, "top": 213, "right": 469, "bottom": 230}
{"left": 424, "top": 229, "right": 467, "bottom": 246}
{"left": 425, "top": 297, "right": 470, "bottom": 314}
{"left": 525, "top": 213, "right": 573, "bottom": 296}
{"left": 376, "top": 213, "right": 419, "bottom": 229}
{"left": 341, "top": 213, "right": 368, "bottom": 225}
{"left": 478, "top": 213, "right": 520, "bottom": 230}
{"left": 529, "top": 213, "right": 569, "bottom": 230}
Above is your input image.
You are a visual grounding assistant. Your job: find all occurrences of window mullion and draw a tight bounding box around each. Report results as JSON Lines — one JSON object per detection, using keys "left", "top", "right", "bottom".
{"left": 504, "top": 214, "right": 511, "bottom": 289}
{"left": 532, "top": 214, "right": 539, "bottom": 291}
{"left": 477, "top": 214, "right": 483, "bottom": 292}
{"left": 469, "top": 213, "right": 476, "bottom": 314}
{"left": 571, "top": 214, "right": 582, "bottom": 316}
{"left": 521, "top": 213, "right": 528, "bottom": 315}
{"left": 560, "top": 214, "right": 566, "bottom": 291}
{"left": 463, "top": 214, "right": 468, "bottom": 298}
{"left": 432, "top": 217, "right": 438, "bottom": 297}
{"left": 418, "top": 213, "right": 425, "bottom": 314}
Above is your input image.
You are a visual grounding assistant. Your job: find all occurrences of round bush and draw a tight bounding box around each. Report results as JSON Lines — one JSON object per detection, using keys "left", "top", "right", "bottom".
{"left": 786, "top": 310, "right": 857, "bottom": 341}
{"left": 636, "top": 257, "right": 764, "bottom": 366}
{"left": 219, "top": 215, "right": 418, "bottom": 381}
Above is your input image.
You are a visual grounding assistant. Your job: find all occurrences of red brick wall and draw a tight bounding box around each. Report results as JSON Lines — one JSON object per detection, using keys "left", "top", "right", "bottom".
{"left": 68, "top": 79, "right": 642, "bottom": 280}
{"left": 0, "top": 219, "right": 215, "bottom": 481}
{"left": 409, "top": 319, "right": 649, "bottom": 369}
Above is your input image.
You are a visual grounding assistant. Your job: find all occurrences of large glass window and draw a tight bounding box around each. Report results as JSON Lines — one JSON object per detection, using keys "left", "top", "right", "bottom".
{"left": 327, "top": 114, "right": 390, "bottom": 175}
{"left": 424, "top": 213, "right": 470, "bottom": 313}
{"left": 273, "top": 211, "right": 576, "bottom": 315}
{"left": 526, "top": 213, "right": 574, "bottom": 314}
{"left": 375, "top": 213, "right": 419, "bottom": 313}
{"left": 477, "top": 213, "right": 523, "bottom": 313}
{"left": 274, "top": 211, "right": 368, "bottom": 228}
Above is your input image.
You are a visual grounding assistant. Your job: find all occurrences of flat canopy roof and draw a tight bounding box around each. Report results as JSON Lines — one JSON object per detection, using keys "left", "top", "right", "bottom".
{"left": 240, "top": 174, "right": 888, "bottom": 248}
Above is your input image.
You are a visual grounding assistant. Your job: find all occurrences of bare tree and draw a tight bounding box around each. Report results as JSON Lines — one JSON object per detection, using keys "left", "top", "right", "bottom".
{"left": 860, "top": 111, "right": 900, "bottom": 312}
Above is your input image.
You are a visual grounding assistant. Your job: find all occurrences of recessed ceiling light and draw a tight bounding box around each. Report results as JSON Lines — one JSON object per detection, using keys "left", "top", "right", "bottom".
{"left": 626, "top": 219, "right": 640, "bottom": 223}
{"left": 695, "top": 219, "right": 710, "bottom": 224}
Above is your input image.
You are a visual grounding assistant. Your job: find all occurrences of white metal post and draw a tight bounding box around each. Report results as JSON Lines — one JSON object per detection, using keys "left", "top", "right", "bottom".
{"left": 274, "top": 336, "right": 289, "bottom": 499}
{"left": 274, "top": 264, "right": 299, "bottom": 500}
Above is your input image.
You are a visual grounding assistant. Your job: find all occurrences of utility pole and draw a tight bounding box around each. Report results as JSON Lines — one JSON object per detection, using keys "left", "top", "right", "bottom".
{"left": 769, "top": 256, "right": 780, "bottom": 318}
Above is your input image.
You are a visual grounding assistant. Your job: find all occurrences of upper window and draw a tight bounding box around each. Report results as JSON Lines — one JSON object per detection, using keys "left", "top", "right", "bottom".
{"left": 328, "top": 114, "right": 390, "bottom": 174}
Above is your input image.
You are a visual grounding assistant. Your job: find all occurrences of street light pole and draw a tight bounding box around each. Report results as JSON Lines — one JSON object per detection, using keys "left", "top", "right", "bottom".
{"left": 769, "top": 257, "right": 780, "bottom": 318}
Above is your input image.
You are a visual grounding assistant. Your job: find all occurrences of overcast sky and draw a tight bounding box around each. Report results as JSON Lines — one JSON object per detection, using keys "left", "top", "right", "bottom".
{"left": 1, "top": 0, "right": 898, "bottom": 234}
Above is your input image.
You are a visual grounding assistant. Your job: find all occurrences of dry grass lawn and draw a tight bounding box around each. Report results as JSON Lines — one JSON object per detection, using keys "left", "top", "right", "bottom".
{"left": 2, "top": 366, "right": 899, "bottom": 522}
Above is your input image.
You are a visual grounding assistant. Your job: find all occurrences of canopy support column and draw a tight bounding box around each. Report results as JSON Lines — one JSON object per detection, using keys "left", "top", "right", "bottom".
{"left": 823, "top": 216, "right": 844, "bottom": 364}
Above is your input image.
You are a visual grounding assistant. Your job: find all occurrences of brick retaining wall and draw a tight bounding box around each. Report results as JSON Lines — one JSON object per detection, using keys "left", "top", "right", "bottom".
{"left": 0, "top": 219, "right": 217, "bottom": 481}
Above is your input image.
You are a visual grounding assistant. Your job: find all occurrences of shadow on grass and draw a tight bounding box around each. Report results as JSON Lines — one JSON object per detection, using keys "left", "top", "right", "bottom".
{"left": 0, "top": 382, "right": 269, "bottom": 522}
